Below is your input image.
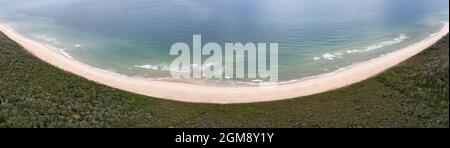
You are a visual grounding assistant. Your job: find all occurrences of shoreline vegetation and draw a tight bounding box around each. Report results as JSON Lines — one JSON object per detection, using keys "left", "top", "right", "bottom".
{"left": 1, "top": 29, "right": 449, "bottom": 127}
{"left": 0, "top": 23, "right": 448, "bottom": 104}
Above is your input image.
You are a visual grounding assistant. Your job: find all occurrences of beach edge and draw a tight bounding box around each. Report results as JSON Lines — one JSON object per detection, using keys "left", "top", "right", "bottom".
{"left": 0, "top": 23, "right": 448, "bottom": 104}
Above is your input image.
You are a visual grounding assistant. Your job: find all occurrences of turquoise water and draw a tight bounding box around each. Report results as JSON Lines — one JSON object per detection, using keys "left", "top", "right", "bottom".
{"left": 0, "top": 0, "right": 448, "bottom": 84}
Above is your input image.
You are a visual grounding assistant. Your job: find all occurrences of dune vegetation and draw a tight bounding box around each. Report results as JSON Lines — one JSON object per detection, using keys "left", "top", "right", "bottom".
{"left": 0, "top": 32, "right": 448, "bottom": 128}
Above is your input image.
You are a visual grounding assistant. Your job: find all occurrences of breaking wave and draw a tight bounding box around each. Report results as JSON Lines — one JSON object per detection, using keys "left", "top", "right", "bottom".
{"left": 313, "top": 33, "right": 410, "bottom": 61}
{"left": 31, "top": 34, "right": 60, "bottom": 45}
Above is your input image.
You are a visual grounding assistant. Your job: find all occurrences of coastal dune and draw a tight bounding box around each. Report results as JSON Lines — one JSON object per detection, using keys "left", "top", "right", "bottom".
{"left": 0, "top": 23, "right": 448, "bottom": 104}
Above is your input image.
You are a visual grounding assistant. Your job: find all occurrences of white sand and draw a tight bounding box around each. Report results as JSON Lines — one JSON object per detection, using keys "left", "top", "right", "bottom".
{"left": 1, "top": 23, "right": 448, "bottom": 104}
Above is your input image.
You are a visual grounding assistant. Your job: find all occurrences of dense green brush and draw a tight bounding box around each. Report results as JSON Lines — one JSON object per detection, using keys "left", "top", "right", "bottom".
{"left": 0, "top": 32, "right": 448, "bottom": 128}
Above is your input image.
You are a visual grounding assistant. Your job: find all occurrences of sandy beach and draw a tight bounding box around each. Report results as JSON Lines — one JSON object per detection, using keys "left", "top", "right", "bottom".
{"left": 0, "top": 23, "right": 448, "bottom": 104}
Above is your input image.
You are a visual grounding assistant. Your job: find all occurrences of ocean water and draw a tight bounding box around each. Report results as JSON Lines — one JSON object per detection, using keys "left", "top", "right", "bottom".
{"left": 0, "top": 0, "right": 448, "bottom": 84}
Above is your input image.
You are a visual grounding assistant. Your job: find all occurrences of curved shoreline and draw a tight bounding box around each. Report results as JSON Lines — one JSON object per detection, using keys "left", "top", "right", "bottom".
{"left": 1, "top": 23, "right": 448, "bottom": 104}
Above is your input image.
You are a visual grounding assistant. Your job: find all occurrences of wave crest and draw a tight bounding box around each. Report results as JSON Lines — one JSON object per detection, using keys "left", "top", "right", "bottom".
{"left": 313, "top": 33, "right": 409, "bottom": 61}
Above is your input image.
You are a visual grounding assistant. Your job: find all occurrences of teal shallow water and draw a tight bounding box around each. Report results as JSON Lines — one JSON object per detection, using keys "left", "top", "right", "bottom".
{"left": 0, "top": 0, "right": 448, "bottom": 84}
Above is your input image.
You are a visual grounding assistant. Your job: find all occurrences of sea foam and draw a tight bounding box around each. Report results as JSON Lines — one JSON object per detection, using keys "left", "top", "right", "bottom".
{"left": 31, "top": 34, "right": 60, "bottom": 45}
{"left": 134, "top": 63, "right": 170, "bottom": 71}
{"left": 364, "top": 34, "right": 409, "bottom": 52}
{"left": 134, "top": 64, "right": 159, "bottom": 70}
{"left": 313, "top": 33, "right": 409, "bottom": 61}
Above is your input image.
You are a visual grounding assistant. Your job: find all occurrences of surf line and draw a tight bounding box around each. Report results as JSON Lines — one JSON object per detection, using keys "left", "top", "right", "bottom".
{"left": 169, "top": 35, "right": 279, "bottom": 84}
